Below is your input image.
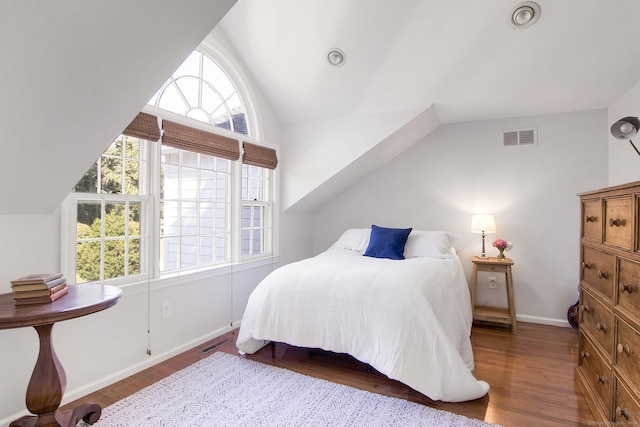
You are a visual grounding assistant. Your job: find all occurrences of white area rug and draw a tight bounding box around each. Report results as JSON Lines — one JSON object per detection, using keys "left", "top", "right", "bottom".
{"left": 91, "top": 352, "right": 499, "bottom": 426}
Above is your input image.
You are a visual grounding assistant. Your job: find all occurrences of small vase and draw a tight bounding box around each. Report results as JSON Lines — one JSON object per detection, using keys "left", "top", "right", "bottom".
{"left": 497, "top": 249, "right": 506, "bottom": 260}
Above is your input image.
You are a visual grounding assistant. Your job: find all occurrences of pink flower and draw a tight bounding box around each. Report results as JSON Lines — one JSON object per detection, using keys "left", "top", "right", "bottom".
{"left": 493, "top": 238, "right": 508, "bottom": 250}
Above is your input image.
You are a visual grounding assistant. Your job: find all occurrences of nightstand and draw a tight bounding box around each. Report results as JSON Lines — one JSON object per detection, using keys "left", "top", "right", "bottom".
{"left": 470, "top": 256, "right": 517, "bottom": 333}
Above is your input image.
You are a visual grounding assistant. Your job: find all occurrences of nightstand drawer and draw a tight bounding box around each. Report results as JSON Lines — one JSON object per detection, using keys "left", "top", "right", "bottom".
{"left": 581, "top": 289, "right": 613, "bottom": 359}
{"left": 604, "top": 196, "right": 633, "bottom": 250}
{"left": 582, "top": 246, "right": 615, "bottom": 301}
{"left": 579, "top": 334, "right": 612, "bottom": 416}
{"left": 582, "top": 198, "right": 602, "bottom": 242}
{"left": 616, "top": 317, "right": 640, "bottom": 388}
{"left": 614, "top": 377, "right": 640, "bottom": 426}
{"left": 618, "top": 258, "right": 640, "bottom": 317}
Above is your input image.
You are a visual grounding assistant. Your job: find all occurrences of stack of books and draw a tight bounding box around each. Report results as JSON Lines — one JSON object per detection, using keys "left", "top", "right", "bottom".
{"left": 11, "top": 273, "right": 68, "bottom": 306}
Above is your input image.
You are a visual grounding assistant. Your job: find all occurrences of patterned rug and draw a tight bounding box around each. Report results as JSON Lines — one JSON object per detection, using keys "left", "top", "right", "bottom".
{"left": 90, "top": 352, "right": 499, "bottom": 426}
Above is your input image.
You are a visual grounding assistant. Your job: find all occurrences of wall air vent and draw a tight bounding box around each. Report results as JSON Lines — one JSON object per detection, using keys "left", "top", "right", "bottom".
{"left": 502, "top": 128, "right": 537, "bottom": 147}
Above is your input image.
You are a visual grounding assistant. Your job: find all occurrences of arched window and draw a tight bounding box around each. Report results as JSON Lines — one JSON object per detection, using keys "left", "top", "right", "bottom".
{"left": 148, "top": 49, "right": 249, "bottom": 135}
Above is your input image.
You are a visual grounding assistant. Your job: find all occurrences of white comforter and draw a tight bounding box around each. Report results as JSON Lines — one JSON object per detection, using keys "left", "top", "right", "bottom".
{"left": 236, "top": 249, "right": 490, "bottom": 402}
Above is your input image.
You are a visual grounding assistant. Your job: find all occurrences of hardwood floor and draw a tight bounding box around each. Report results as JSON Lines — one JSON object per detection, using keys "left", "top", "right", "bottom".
{"left": 63, "top": 322, "right": 594, "bottom": 426}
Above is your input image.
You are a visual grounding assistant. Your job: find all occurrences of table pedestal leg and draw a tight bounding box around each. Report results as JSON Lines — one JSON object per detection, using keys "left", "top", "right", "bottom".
{"left": 9, "top": 323, "right": 102, "bottom": 427}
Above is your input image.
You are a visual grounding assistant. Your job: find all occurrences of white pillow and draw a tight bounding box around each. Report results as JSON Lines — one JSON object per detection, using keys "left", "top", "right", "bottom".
{"left": 330, "top": 228, "right": 371, "bottom": 252}
{"left": 403, "top": 230, "right": 458, "bottom": 259}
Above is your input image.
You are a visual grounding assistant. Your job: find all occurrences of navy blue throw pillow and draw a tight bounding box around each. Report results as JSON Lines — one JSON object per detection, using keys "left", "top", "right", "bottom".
{"left": 363, "top": 225, "right": 413, "bottom": 260}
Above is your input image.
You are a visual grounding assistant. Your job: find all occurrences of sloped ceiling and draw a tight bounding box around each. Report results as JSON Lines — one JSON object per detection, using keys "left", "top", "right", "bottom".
{"left": 218, "top": 0, "right": 640, "bottom": 125}
{"left": 0, "top": 0, "right": 236, "bottom": 214}
{"left": 215, "top": 0, "right": 640, "bottom": 212}
{"left": 3, "top": 1, "right": 640, "bottom": 215}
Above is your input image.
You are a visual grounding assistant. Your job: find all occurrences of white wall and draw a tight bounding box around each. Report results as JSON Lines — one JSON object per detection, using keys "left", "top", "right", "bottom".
{"left": 312, "top": 109, "right": 609, "bottom": 325}
{"left": 608, "top": 80, "right": 640, "bottom": 186}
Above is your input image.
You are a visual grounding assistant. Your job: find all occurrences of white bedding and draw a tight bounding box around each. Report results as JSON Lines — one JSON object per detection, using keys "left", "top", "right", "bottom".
{"left": 236, "top": 248, "right": 490, "bottom": 402}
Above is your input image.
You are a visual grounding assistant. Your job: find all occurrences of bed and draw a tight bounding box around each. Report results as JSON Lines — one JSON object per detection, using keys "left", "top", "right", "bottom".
{"left": 236, "top": 226, "right": 490, "bottom": 402}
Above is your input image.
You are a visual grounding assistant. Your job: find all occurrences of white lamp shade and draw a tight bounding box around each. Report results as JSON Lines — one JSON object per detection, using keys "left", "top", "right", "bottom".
{"left": 471, "top": 214, "right": 496, "bottom": 234}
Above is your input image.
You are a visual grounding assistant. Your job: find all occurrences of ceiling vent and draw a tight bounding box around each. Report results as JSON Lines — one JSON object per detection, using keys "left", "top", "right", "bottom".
{"left": 502, "top": 128, "right": 537, "bottom": 147}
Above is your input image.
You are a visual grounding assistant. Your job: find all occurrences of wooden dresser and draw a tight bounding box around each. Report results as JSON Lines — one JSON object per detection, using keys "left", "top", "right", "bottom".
{"left": 577, "top": 181, "right": 640, "bottom": 425}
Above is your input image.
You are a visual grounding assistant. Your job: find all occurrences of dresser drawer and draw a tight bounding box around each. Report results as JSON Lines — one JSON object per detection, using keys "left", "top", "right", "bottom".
{"left": 581, "top": 290, "right": 613, "bottom": 358}
{"left": 582, "top": 246, "right": 615, "bottom": 301}
{"left": 614, "top": 377, "right": 640, "bottom": 426}
{"left": 578, "top": 334, "right": 612, "bottom": 416}
{"left": 604, "top": 196, "right": 634, "bottom": 250}
{"left": 618, "top": 258, "right": 640, "bottom": 316}
{"left": 616, "top": 317, "right": 640, "bottom": 388}
{"left": 582, "top": 198, "right": 602, "bottom": 242}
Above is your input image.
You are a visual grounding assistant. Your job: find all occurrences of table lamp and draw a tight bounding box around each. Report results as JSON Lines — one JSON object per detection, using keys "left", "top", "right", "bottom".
{"left": 471, "top": 214, "right": 496, "bottom": 258}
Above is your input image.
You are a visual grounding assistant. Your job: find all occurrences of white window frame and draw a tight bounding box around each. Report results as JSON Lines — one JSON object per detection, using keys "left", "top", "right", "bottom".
{"left": 61, "top": 42, "right": 277, "bottom": 286}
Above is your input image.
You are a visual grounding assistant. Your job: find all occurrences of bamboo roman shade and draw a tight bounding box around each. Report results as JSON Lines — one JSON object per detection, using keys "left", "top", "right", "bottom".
{"left": 242, "top": 142, "right": 278, "bottom": 169}
{"left": 122, "top": 112, "right": 161, "bottom": 141}
{"left": 162, "top": 120, "right": 240, "bottom": 161}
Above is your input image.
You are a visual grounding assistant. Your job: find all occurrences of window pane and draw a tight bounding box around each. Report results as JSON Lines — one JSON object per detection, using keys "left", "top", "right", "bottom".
{"left": 129, "top": 202, "right": 141, "bottom": 237}
{"left": 201, "top": 84, "right": 224, "bottom": 116}
{"left": 241, "top": 229, "right": 250, "bottom": 255}
{"left": 104, "top": 240, "right": 125, "bottom": 280}
{"left": 199, "top": 235, "right": 214, "bottom": 266}
{"left": 105, "top": 138, "right": 122, "bottom": 156}
{"left": 75, "top": 162, "right": 98, "bottom": 193}
{"left": 125, "top": 136, "right": 140, "bottom": 159}
{"left": 182, "top": 151, "right": 198, "bottom": 168}
{"left": 101, "top": 157, "right": 122, "bottom": 194}
{"left": 200, "top": 154, "right": 215, "bottom": 170}
{"left": 76, "top": 241, "right": 100, "bottom": 283}
{"left": 162, "top": 164, "right": 180, "bottom": 199}
{"left": 105, "top": 202, "right": 125, "bottom": 237}
{"left": 162, "top": 201, "right": 179, "bottom": 235}
{"left": 77, "top": 201, "right": 101, "bottom": 237}
{"left": 242, "top": 206, "right": 251, "bottom": 227}
{"left": 203, "top": 56, "right": 235, "bottom": 99}
{"left": 129, "top": 238, "right": 141, "bottom": 275}
{"left": 216, "top": 206, "right": 227, "bottom": 232}
{"left": 181, "top": 201, "right": 197, "bottom": 235}
{"left": 175, "top": 76, "right": 199, "bottom": 110}
{"left": 180, "top": 235, "right": 197, "bottom": 269}
{"left": 182, "top": 168, "right": 198, "bottom": 199}
{"left": 253, "top": 206, "right": 262, "bottom": 227}
{"left": 160, "top": 237, "right": 179, "bottom": 272}
{"left": 252, "top": 229, "right": 262, "bottom": 253}
{"left": 158, "top": 83, "right": 188, "bottom": 115}
{"left": 200, "top": 202, "right": 214, "bottom": 234}
{"left": 216, "top": 235, "right": 226, "bottom": 261}
{"left": 124, "top": 159, "right": 139, "bottom": 195}
{"left": 200, "top": 170, "right": 215, "bottom": 199}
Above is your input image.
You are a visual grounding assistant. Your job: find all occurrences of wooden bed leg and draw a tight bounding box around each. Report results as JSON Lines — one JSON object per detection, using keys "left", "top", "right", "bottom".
{"left": 270, "top": 341, "right": 275, "bottom": 358}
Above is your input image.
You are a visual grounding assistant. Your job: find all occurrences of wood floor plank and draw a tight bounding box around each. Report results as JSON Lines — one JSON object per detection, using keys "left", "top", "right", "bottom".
{"left": 62, "top": 322, "right": 594, "bottom": 426}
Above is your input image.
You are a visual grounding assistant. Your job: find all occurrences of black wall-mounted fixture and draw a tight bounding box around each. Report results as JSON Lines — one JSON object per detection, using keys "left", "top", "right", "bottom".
{"left": 610, "top": 116, "right": 640, "bottom": 157}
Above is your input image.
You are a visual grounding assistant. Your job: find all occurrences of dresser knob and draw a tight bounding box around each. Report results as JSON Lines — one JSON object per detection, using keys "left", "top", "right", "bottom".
{"left": 597, "top": 271, "right": 608, "bottom": 279}
{"left": 581, "top": 350, "right": 590, "bottom": 359}
{"left": 585, "top": 216, "right": 596, "bottom": 223}
{"left": 580, "top": 305, "right": 591, "bottom": 313}
{"left": 616, "top": 406, "right": 630, "bottom": 419}
{"left": 609, "top": 218, "right": 622, "bottom": 227}
{"left": 596, "top": 322, "right": 607, "bottom": 333}
{"left": 596, "top": 374, "right": 606, "bottom": 384}
{"left": 582, "top": 262, "right": 592, "bottom": 270}
{"left": 619, "top": 283, "right": 633, "bottom": 294}
{"left": 617, "top": 343, "right": 631, "bottom": 355}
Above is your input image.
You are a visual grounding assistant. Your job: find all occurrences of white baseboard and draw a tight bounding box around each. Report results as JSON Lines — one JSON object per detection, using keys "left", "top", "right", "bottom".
{"left": 0, "top": 325, "right": 235, "bottom": 427}
{"left": 517, "top": 314, "right": 571, "bottom": 328}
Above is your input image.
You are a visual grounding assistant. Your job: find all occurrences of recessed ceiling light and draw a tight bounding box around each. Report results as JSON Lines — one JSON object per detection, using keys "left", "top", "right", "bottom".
{"left": 327, "top": 48, "right": 345, "bottom": 67}
{"left": 510, "top": 1, "right": 541, "bottom": 29}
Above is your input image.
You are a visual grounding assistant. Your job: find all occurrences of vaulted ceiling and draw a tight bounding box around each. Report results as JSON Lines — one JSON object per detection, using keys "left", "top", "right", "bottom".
{"left": 216, "top": 0, "right": 640, "bottom": 211}
{"left": 218, "top": 0, "right": 640, "bottom": 125}
{"left": 2, "top": 0, "right": 640, "bottom": 215}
